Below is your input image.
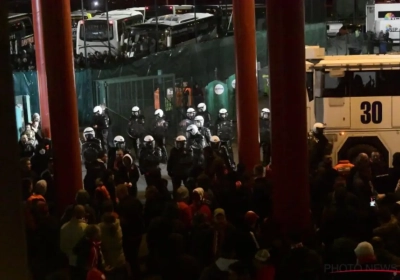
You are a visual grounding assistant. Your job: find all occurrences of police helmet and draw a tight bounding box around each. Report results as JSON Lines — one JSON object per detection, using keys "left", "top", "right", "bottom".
{"left": 175, "top": 135, "right": 187, "bottom": 149}
{"left": 132, "top": 106, "right": 140, "bottom": 115}
{"left": 261, "top": 108, "right": 270, "bottom": 119}
{"left": 197, "top": 103, "right": 206, "bottom": 112}
{"left": 93, "top": 106, "right": 103, "bottom": 114}
{"left": 32, "top": 113, "right": 40, "bottom": 122}
{"left": 144, "top": 135, "right": 155, "bottom": 148}
{"left": 194, "top": 115, "right": 204, "bottom": 127}
{"left": 113, "top": 135, "right": 125, "bottom": 147}
{"left": 187, "top": 107, "right": 196, "bottom": 120}
{"left": 83, "top": 127, "right": 95, "bottom": 140}
{"left": 312, "top": 122, "right": 325, "bottom": 134}
{"left": 186, "top": 124, "right": 198, "bottom": 136}
{"left": 210, "top": 135, "right": 221, "bottom": 149}
{"left": 219, "top": 108, "right": 228, "bottom": 119}
{"left": 154, "top": 109, "right": 164, "bottom": 118}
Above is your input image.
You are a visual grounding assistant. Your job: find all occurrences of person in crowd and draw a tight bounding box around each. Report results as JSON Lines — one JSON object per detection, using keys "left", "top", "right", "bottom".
{"left": 191, "top": 188, "right": 212, "bottom": 222}
{"left": 175, "top": 185, "right": 193, "bottom": 230}
{"left": 61, "top": 190, "right": 97, "bottom": 225}
{"left": 98, "top": 212, "right": 130, "bottom": 279}
{"left": 60, "top": 205, "right": 88, "bottom": 280}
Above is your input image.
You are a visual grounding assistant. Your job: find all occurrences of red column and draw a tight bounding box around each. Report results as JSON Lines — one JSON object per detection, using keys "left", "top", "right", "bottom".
{"left": 40, "top": 0, "right": 82, "bottom": 213}
{"left": 32, "top": 0, "right": 51, "bottom": 138}
{"left": 267, "top": 0, "right": 310, "bottom": 235}
{"left": 0, "top": 5, "right": 30, "bottom": 279}
{"left": 232, "top": 0, "right": 260, "bottom": 171}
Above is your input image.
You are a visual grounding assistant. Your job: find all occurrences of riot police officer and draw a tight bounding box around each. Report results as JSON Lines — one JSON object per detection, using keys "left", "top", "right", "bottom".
{"left": 81, "top": 127, "right": 102, "bottom": 166}
{"left": 194, "top": 115, "right": 211, "bottom": 144}
{"left": 215, "top": 108, "right": 234, "bottom": 162}
{"left": 196, "top": 103, "right": 212, "bottom": 128}
{"left": 139, "top": 135, "right": 162, "bottom": 184}
{"left": 210, "top": 135, "right": 235, "bottom": 171}
{"left": 186, "top": 124, "right": 207, "bottom": 166}
{"left": 259, "top": 108, "right": 271, "bottom": 166}
{"left": 127, "top": 106, "right": 146, "bottom": 158}
{"left": 178, "top": 107, "right": 196, "bottom": 135}
{"left": 92, "top": 105, "right": 110, "bottom": 153}
{"left": 167, "top": 135, "right": 194, "bottom": 189}
{"left": 309, "top": 122, "right": 331, "bottom": 172}
{"left": 107, "top": 135, "right": 130, "bottom": 169}
{"left": 152, "top": 109, "right": 169, "bottom": 162}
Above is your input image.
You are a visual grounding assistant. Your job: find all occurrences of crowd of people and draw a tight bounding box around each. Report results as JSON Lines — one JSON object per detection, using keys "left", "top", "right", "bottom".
{"left": 10, "top": 47, "right": 129, "bottom": 71}
{"left": 19, "top": 102, "right": 400, "bottom": 280}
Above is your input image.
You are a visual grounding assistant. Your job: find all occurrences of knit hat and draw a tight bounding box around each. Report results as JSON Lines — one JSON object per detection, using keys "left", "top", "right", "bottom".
{"left": 214, "top": 208, "right": 225, "bottom": 217}
{"left": 176, "top": 185, "right": 189, "bottom": 201}
{"left": 354, "top": 241, "right": 374, "bottom": 258}
{"left": 255, "top": 249, "right": 270, "bottom": 262}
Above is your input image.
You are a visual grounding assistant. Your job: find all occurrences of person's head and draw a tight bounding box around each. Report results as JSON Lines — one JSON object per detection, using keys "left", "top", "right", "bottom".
{"left": 333, "top": 186, "right": 347, "bottom": 205}
{"left": 176, "top": 185, "right": 189, "bottom": 203}
{"left": 323, "top": 155, "right": 333, "bottom": 167}
{"left": 333, "top": 176, "right": 347, "bottom": 190}
{"left": 75, "top": 189, "right": 90, "bottom": 205}
{"left": 116, "top": 184, "right": 129, "bottom": 201}
{"left": 115, "top": 149, "right": 124, "bottom": 161}
{"left": 354, "top": 241, "right": 375, "bottom": 264}
{"left": 73, "top": 205, "right": 86, "bottom": 220}
{"left": 253, "top": 249, "right": 270, "bottom": 267}
{"left": 355, "top": 153, "right": 369, "bottom": 167}
{"left": 98, "top": 151, "right": 107, "bottom": 163}
{"left": 371, "top": 151, "right": 381, "bottom": 163}
{"left": 20, "top": 157, "right": 31, "bottom": 171}
{"left": 253, "top": 164, "right": 264, "bottom": 177}
{"left": 192, "top": 188, "right": 204, "bottom": 203}
{"left": 95, "top": 178, "right": 103, "bottom": 187}
{"left": 393, "top": 152, "right": 400, "bottom": 168}
{"left": 122, "top": 154, "right": 133, "bottom": 168}
{"left": 34, "top": 180, "right": 47, "bottom": 196}
{"left": 214, "top": 208, "right": 227, "bottom": 225}
{"left": 145, "top": 186, "right": 159, "bottom": 201}
{"left": 48, "top": 158, "right": 54, "bottom": 172}
{"left": 244, "top": 211, "right": 259, "bottom": 228}
{"left": 84, "top": 224, "right": 101, "bottom": 241}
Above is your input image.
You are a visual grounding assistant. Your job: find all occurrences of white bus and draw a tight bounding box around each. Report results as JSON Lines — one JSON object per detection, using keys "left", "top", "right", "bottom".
{"left": 194, "top": 4, "right": 266, "bottom": 36}
{"left": 312, "top": 55, "right": 400, "bottom": 165}
{"left": 8, "top": 13, "right": 34, "bottom": 55}
{"left": 144, "top": 5, "right": 194, "bottom": 20}
{"left": 366, "top": 2, "right": 400, "bottom": 32}
{"left": 76, "top": 9, "right": 144, "bottom": 56}
{"left": 128, "top": 13, "right": 217, "bottom": 57}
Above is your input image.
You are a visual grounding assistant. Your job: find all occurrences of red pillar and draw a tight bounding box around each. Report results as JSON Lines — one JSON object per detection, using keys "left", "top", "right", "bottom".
{"left": 32, "top": 0, "right": 51, "bottom": 138}
{"left": 40, "top": 0, "right": 83, "bottom": 213}
{"left": 232, "top": 0, "right": 260, "bottom": 171}
{"left": 267, "top": 0, "right": 310, "bottom": 235}
{"left": 0, "top": 5, "right": 30, "bottom": 279}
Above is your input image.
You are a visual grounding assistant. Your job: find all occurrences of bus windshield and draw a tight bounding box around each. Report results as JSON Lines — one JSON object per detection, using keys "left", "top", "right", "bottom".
{"left": 80, "top": 20, "right": 113, "bottom": 41}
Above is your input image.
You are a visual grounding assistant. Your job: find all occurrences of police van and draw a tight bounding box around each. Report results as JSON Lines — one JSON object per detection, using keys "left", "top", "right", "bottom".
{"left": 310, "top": 54, "right": 400, "bottom": 166}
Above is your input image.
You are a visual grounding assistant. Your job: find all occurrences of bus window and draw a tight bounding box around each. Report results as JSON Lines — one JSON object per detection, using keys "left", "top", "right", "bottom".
{"left": 81, "top": 20, "right": 114, "bottom": 41}
{"left": 322, "top": 72, "right": 348, "bottom": 97}
{"left": 22, "top": 18, "right": 33, "bottom": 36}
{"left": 350, "top": 70, "right": 400, "bottom": 96}
{"left": 124, "top": 15, "right": 143, "bottom": 28}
